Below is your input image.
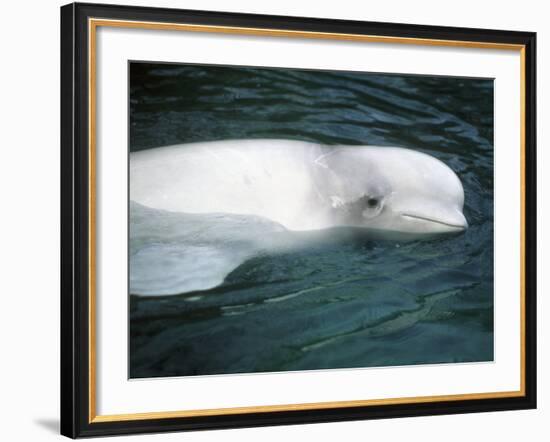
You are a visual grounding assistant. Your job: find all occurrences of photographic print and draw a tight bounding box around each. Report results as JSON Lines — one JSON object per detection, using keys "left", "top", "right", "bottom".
{"left": 61, "top": 5, "right": 536, "bottom": 436}
{"left": 129, "top": 62, "right": 494, "bottom": 379}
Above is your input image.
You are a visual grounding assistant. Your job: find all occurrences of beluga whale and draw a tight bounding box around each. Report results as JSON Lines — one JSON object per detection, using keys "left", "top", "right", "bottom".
{"left": 130, "top": 139, "right": 467, "bottom": 237}
{"left": 129, "top": 139, "right": 467, "bottom": 296}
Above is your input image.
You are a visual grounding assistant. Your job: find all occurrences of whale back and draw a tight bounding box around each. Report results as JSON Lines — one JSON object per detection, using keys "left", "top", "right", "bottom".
{"left": 131, "top": 139, "right": 331, "bottom": 229}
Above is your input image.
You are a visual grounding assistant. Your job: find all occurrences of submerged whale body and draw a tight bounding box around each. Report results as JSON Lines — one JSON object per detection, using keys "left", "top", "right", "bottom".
{"left": 129, "top": 139, "right": 468, "bottom": 296}
{"left": 130, "top": 201, "right": 289, "bottom": 295}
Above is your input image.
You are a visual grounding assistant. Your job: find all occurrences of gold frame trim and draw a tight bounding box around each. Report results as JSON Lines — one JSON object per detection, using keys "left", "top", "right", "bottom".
{"left": 88, "top": 18, "right": 527, "bottom": 424}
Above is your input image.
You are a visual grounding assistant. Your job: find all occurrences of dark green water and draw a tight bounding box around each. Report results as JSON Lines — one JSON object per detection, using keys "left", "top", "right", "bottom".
{"left": 129, "top": 62, "right": 494, "bottom": 378}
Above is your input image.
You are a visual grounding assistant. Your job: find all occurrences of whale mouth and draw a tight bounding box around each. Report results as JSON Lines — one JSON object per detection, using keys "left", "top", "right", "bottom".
{"left": 401, "top": 213, "right": 468, "bottom": 230}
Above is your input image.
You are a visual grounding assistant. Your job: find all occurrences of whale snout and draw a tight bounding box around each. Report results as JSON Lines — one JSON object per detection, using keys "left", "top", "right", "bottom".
{"left": 400, "top": 209, "right": 468, "bottom": 234}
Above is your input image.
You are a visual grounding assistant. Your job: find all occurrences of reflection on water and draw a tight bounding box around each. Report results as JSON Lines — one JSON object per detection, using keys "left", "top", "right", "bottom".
{"left": 129, "top": 62, "right": 493, "bottom": 378}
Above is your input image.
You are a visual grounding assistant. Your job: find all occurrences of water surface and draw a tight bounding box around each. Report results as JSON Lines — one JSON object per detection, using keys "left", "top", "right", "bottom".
{"left": 129, "top": 62, "right": 494, "bottom": 378}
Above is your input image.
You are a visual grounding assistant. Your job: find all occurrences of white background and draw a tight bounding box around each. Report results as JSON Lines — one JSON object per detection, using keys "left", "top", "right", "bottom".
{"left": 0, "top": 0, "right": 546, "bottom": 440}
{"left": 96, "top": 25, "right": 521, "bottom": 415}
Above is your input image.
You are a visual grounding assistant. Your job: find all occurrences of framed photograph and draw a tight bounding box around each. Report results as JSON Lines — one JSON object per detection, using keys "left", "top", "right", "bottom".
{"left": 60, "top": 2, "right": 536, "bottom": 438}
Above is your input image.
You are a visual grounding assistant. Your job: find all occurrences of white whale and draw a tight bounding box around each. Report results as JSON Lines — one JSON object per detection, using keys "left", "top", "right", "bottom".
{"left": 129, "top": 140, "right": 468, "bottom": 296}
{"left": 130, "top": 139, "right": 467, "bottom": 236}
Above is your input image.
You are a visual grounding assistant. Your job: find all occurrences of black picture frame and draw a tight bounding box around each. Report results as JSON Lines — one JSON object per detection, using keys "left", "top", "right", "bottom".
{"left": 61, "top": 2, "right": 536, "bottom": 438}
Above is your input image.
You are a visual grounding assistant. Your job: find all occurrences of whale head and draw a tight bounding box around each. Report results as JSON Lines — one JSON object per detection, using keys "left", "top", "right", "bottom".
{"left": 320, "top": 146, "right": 468, "bottom": 238}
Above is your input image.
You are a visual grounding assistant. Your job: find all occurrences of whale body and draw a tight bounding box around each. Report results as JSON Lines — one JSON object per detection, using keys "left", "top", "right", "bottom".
{"left": 129, "top": 139, "right": 468, "bottom": 296}
{"left": 130, "top": 139, "right": 467, "bottom": 236}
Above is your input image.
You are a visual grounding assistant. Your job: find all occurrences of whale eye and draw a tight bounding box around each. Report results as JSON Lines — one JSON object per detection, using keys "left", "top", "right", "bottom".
{"left": 361, "top": 195, "right": 384, "bottom": 220}
{"left": 367, "top": 197, "right": 379, "bottom": 208}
